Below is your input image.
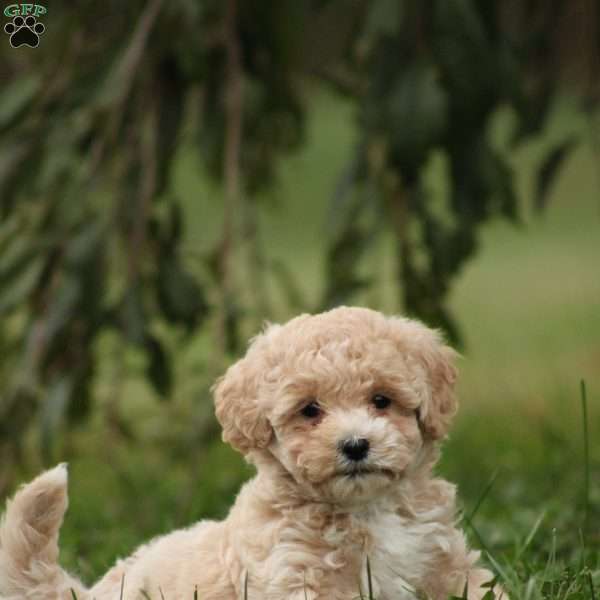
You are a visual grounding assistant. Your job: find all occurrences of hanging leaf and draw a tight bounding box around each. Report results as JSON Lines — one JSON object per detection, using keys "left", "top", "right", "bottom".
{"left": 270, "top": 259, "right": 306, "bottom": 312}
{"left": 0, "top": 236, "right": 41, "bottom": 287}
{"left": 364, "top": 0, "right": 403, "bottom": 39}
{"left": 64, "top": 221, "right": 105, "bottom": 269}
{"left": 155, "top": 61, "right": 187, "bottom": 198}
{"left": 0, "top": 257, "right": 44, "bottom": 316}
{"left": 0, "top": 138, "right": 40, "bottom": 213}
{"left": 386, "top": 62, "right": 448, "bottom": 170}
{"left": 42, "top": 276, "right": 82, "bottom": 352}
{"left": 119, "top": 286, "right": 147, "bottom": 346}
{"left": 535, "top": 137, "right": 577, "bottom": 213}
{"left": 0, "top": 74, "right": 42, "bottom": 132}
{"left": 322, "top": 223, "right": 373, "bottom": 309}
{"left": 156, "top": 253, "right": 209, "bottom": 331}
{"left": 145, "top": 334, "right": 173, "bottom": 398}
{"left": 67, "top": 361, "right": 94, "bottom": 424}
{"left": 39, "top": 374, "right": 73, "bottom": 465}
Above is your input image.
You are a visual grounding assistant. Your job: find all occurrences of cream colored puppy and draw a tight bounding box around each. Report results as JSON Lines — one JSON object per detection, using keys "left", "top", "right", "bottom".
{"left": 0, "top": 307, "right": 501, "bottom": 600}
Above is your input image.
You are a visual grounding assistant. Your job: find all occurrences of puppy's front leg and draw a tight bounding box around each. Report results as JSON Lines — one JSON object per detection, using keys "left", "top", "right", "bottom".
{"left": 465, "top": 567, "right": 505, "bottom": 600}
{"left": 415, "top": 523, "right": 503, "bottom": 600}
{"left": 262, "top": 551, "right": 361, "bottom": 600}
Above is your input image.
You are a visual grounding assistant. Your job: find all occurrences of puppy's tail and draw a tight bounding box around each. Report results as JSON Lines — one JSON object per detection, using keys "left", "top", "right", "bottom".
{"left": 0, "top": 464, "right": 88, "bottom": 600}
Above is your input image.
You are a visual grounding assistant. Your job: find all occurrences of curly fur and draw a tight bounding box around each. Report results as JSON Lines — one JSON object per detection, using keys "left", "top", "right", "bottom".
{"left": 0, "top": 307, "right": 502, "bottom": 599}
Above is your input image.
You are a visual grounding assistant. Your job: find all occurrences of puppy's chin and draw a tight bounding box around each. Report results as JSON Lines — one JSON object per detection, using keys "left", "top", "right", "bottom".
{"left": 320, "top": 470, "right": 398, "bottom": 505}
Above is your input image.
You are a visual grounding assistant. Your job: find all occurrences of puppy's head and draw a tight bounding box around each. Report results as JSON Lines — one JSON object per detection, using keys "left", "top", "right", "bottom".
{"left": 213, "top": 307, "right": 458, "bottom": 503}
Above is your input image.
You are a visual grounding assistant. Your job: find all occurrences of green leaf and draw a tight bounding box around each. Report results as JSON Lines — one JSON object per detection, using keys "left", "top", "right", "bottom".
{"left": 44, "top": 276, "right": 82, "bottom": 344}
{"left": 322, "top": 223, "right": 372, "bottom": 308}
{"left": 40, "top": 374, "right": 73, "bottom": 464}
{"left": 535, "top": 137, "right": 577, "bottom": 213}
{"left": 64, "top": 222, "right": 105, "bottom": 269}
{"left": 145, "top": 334, "right": 173, "bottom": 398}
{"left": 387, "top": 62, "right": 448, "bottom": 168}
{"left": 38, "top": 122, "right": 83, "bottom": 193}
{"left": 155, "top": 67, "right": 186, "bottom": 197}
{"left": 0, "top": 74, "right": 41, "bottom": 132}
{"left": 66, "top": 363, "right": 94, "bottom": 424}
{"left": 433, "top": 0, "right": 493, "bottom": 96}
{"left": 0, "top": 236, "right": 40, "bottom": 286}
{"left": 120, "top": 287, "right": 147, "bottom": 346}
{"left": 0, "top": 137, "right": 38, "bottom": 210}
{"left": 365, "top": 0, "right": 403, "bottom": 38}
{"left": 0, "top": 257, "right": 44, "bottom": 316}
{"left": 270, "top": 259, "right": 306, "bottom": 312}
{"left": 479, "top": 144, "right": 519, "bottom": 222}
{"left": 156, "top": 254, "right": 208, "bottom": 330}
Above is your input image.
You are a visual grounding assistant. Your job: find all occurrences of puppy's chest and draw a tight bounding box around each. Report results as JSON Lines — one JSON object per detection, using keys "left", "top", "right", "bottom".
{"left": 263, "top": 508, "right": 441, "bottom": 600}
{"left": 351, "top": 511, "right": 438, "bottom": 600}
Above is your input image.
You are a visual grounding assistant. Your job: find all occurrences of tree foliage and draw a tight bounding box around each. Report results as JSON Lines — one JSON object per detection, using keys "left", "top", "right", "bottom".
{"left": 0, "top": 0, "right": 598, "bottom": 474}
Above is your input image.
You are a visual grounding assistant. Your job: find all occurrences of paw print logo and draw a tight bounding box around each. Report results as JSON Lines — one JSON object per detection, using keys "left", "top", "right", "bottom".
{"left": 4, "top": 15, "right": 45, "bottom": 48}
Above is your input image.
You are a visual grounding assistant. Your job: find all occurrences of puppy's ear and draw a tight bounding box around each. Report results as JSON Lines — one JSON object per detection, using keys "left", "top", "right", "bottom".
{"left": 213, "top": 356, "right": 273, "bottom": 455}
{"left": 415, "top": 339, "right": 458, "bottom": 440}
{"left": 391, "top": 318, "right": 459, "bottom": 440}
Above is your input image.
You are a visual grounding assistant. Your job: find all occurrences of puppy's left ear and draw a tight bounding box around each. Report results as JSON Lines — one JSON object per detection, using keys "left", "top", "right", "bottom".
{"left": 416, "top": 338, "right": 458, "bottom": 440}
{"left": 392, "top": 318, "right": 459, "bottom": 441}
{"left": 213, "top": 356, "right": 273, "bottom": 455}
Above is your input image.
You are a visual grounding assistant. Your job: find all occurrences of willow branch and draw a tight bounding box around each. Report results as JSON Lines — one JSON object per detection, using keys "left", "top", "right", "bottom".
{"left": 128, "top": 95, "right": 158, "bottom": 282}
{"left": 216, "top": 0, "right": 244, "bottom": 355}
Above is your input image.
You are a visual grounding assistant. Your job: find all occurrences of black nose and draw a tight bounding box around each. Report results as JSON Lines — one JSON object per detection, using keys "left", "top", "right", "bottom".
{"left": 340, "top": 438, "right": 370, "bottom": 462}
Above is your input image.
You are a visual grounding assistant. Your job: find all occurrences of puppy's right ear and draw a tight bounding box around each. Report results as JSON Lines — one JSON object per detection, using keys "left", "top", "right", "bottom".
{"left": 213, "top": 357, "right": 273, "bottom": 455}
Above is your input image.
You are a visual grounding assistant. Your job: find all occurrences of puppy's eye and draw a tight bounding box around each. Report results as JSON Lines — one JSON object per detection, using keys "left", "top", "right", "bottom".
{"left": 372, "top": 394, "right": 392, "bottom": 410}
{"left": 300, "top": 401, "right": 321, "bottom": 419}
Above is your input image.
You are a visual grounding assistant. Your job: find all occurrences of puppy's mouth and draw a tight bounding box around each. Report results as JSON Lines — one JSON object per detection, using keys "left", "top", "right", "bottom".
{"left": 335, "top": 466, "right": 395, "bottom": 479}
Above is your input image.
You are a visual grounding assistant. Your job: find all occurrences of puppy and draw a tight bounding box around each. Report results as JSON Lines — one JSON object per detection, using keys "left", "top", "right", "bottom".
{"left": 0, "top": 307, "right": 500, "bottom": 599}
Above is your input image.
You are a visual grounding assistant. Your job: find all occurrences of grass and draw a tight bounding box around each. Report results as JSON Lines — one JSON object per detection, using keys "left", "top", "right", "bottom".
{"left": 5, "top": 91, "right": 600, "bottom": 597}
{"left": 459, "top": 381, "right": 599, "bottom": 600}
{"left": 581, "top": 380, "right": 590, "bottom": 533}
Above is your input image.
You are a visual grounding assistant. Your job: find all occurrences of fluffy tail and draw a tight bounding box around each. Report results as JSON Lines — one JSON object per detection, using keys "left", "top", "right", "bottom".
{"left": 0, "top": 464, "right": 88, "bottom": 600}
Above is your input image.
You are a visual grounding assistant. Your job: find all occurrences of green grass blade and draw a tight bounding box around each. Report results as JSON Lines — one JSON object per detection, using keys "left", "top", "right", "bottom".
{"left": 70, "top": 591, "right": 78, "bottom": 600}
{"left": 588, "top": 570, "right": 597, "bottom": 600}
{"left": 366, "top": 556, "right": 374, "bottom": 600}
{"left": 580, "top": 379, "right": 590, "bottom": 533}
{"left": 577, "top": 527, "right": 587, "bottom": 573}
{"left": 467, "top": 468, "right": 500, "bottom": 522}
{"left": 462, "top": 512, "right": 491, "bottom": 558}
{"left": 543, "top": 527, "right": 557, "bottom": 598}
{"left": 120, "top": 575, "right": 125, "bottom": 600}
{"left": 517, "top": 511, "right": 546, "bottom": 559}
{"left": 485, "top": 551, "right": 510, "bottom": 587}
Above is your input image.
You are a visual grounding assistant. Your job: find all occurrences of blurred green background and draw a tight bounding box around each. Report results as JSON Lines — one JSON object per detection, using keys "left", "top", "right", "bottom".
{"left": 0, "top": 1, "right": 599, "bottom": 595}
